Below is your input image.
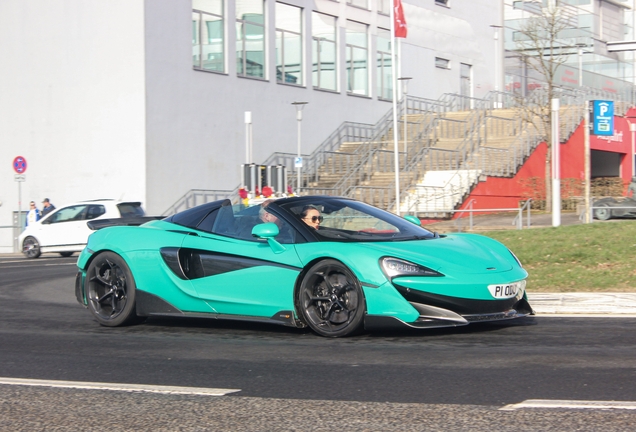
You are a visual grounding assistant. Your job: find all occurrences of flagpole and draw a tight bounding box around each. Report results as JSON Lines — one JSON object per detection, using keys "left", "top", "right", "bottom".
{"left": 390, "top": 2, "right": 401, "bottom": 216}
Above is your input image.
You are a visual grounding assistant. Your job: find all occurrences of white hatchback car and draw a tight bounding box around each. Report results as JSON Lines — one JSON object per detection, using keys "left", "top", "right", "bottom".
{"left": 19, "top": 199, "right": 147, "bottom": 258}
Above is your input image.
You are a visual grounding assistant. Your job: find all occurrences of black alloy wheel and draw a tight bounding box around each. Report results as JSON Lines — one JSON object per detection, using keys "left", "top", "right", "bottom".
{"left": 297, "top": 259, "right": 366, "bottom": 337}
{"left": 22, "top": 236, "right": 41, "bottom": 259}
{"left": 85, "top": 252, "right": 144, "bottom": 327}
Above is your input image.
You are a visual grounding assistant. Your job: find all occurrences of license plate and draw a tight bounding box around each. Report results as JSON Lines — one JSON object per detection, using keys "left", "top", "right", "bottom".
{"left": 487, "top": 280, "right": 525, "bottom": 299}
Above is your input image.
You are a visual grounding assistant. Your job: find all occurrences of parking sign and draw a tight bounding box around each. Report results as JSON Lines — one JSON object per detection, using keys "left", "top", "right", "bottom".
{"left": 591, "top": 100, "right": 614, "bottom": 136}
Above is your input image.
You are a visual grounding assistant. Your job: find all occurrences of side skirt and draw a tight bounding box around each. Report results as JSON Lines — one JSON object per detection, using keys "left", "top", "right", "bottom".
{"left": 135, "top": 290, "right": 305, "bottom": 328}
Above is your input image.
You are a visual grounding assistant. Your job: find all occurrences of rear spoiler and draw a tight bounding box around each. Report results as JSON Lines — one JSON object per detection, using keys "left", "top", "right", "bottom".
{"left": 87, "top": 216, "right": 164, "bottom": 230}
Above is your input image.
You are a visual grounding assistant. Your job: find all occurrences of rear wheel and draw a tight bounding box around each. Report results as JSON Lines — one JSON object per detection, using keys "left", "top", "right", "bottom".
{"left": 22, "top": 236, "right": 41, "bottom": 259}
{"left": 59, "top": 252, "right": 74, "bottom": 258}
{"left": 85, "top": 252, "right": 143, "bottom": 327}
{"left": 297, "top": 259, "right": 366, "bottom": 337}
{"left": 594, "top": 204, "right": 611, "bottom": 221}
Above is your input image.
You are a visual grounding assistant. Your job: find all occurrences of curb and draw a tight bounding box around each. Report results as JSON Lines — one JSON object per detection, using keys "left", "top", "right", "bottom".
{"left": 528, "top": 292, "right": 636, "bottom": 315}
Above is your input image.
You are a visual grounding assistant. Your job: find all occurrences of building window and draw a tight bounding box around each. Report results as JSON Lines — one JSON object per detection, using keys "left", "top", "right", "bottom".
{"left": 376, "top": 28, "right": 392, "bottom": 100}
{"left": 236, "top": 0, "right": 265, "bottom": 79}
{"left": 312, "top": 12, "right": 337, "bottom": 91}
{"left": 435, "top": 57, "right": 451, "bottom": 69}
{"left": 378, "top": 0, "right": 390, "bottom": 16}
{"left": 276, "top": 2, "right": 303, "bottom": 85}
{"left": 346, "top": 20, "right": 369, "bottom": 96}
{"left": 193, "top": 0, "right": 225, "bottom": 73}
{"left": 347, "top": 0, "right": 369, "bottom": 9}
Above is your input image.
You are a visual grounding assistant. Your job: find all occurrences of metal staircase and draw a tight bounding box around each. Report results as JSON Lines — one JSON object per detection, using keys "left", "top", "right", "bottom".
{"left": 164, "top": 87, "right": 632, "bottom": 216}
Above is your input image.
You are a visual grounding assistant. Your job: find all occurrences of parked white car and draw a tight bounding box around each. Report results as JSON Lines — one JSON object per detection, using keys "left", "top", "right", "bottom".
{"left": 19, "top": 199, "right": 148, "bottom": 258}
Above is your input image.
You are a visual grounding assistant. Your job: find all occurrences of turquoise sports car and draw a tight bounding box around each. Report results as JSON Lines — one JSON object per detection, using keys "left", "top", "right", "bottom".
{"left": 75, "top": 196, "right": 532, "bottom": 337}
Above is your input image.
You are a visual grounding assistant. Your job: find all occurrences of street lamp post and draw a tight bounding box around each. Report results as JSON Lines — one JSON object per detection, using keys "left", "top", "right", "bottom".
{"left": 576, "top": 43, "right": 586, "bottom": 87}
{"left": 490, "top": 25, "right": 503, "bottom": 108}
{"left": 397, "top": 77, "right": 412, "bottom": 167}
{"left": 292, "top": 101, "right": 308, "bottom": 194}
{"left": 244, "top": 111, "right": 252, "bottom": 164}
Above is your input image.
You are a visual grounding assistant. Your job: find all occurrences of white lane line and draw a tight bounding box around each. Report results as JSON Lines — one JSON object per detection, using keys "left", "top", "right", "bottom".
{"left": 0, "top": 262, "right": 77, "bottom": 267}
{"left": 0, "top": 377, "right": 240, "bottom": 396}
{"left": 500, "top": 399, "right": 636, "bottom": 411}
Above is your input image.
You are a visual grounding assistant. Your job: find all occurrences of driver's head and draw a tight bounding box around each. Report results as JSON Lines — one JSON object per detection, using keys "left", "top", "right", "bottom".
{"left": 259, "top": 199, "right": 279, "bottom": 224}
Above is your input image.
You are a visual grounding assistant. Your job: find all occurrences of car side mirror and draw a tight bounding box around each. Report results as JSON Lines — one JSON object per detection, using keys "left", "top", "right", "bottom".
{"left": 252, "top": 223, "right": 286, "bottom": 254}
{"left": 252, "top": 223, "right": 279, "bottom": 238}
{"left": 403, "top": 215, "right": 421, "bottom": 226}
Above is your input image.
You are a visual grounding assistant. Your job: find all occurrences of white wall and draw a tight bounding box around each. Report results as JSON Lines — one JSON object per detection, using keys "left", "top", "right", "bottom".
{"left": 0, "top": 0, "right": 147, "bottom": 252}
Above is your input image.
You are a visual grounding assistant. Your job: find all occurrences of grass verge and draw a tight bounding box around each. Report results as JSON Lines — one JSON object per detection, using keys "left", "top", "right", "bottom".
{"left": 479, "top": 220, "right": 636, "bottom": 293}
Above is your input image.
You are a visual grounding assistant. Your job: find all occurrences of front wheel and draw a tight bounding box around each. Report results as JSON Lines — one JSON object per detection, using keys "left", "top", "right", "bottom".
{"left": 297, "top": 259, "right": 366, "bottom": 337}
{"left": 85, "top": 252, "right": 143, "bottom": 327}
{"left": 594, "top": 204, "right": 611, "bottom": 221}
{"left": 22, "top": 236, "right": 41, "bottom": 259}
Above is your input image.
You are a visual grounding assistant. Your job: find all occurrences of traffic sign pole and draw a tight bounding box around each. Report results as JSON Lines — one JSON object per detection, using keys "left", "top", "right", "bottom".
{"left": 12, "top": 156, "right": 27, "bottom": 238}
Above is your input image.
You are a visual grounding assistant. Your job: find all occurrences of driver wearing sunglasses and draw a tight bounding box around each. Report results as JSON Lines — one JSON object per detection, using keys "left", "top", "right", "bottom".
{"left": 300, "top": 205, "right": 323, "bottom": 230}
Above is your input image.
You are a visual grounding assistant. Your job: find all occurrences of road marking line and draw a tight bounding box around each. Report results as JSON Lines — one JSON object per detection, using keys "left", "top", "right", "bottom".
{"left": 0, "top": 262, "right": 77, "bottom": 267}
{"left": 0, "top": 377, "right": 240, "bottom": 396}
{"left": 500, "top": 399, "right": 636, "bottom": 411}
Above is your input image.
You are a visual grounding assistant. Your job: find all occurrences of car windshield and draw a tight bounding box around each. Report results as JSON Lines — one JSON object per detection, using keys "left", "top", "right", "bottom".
{"left": 278, "top": 198, "right": 437, "bottom": 242}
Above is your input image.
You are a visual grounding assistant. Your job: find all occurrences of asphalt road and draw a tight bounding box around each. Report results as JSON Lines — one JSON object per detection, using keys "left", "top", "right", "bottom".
{"left": 1, "top": 255, "right": 635, "bottom": 431}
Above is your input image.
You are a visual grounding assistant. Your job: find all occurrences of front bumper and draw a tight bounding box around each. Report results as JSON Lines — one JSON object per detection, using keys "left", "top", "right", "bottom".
{"left": 364, "top": 290, "right": 533, "bottom": 331}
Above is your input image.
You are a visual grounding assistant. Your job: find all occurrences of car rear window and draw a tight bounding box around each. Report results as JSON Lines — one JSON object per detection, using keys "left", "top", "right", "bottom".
{"left": 117, "top": 202, "right": 145, "bottom": 217}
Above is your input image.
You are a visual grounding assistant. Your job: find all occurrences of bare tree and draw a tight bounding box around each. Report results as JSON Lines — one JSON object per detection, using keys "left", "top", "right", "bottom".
{"left": 513, "top": 1, "right": 575, "bottom": 211}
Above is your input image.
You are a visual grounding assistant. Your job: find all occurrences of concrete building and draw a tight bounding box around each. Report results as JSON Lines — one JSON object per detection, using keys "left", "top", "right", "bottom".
{"left": 0, "top": 0, "right": 503, "bottom": 252}
{"left": 504, "top": 0, "right": 636, "bottom": 99}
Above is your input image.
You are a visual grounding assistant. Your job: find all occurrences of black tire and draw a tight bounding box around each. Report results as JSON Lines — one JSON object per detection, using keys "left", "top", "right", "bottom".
{"left": 22, "top": 236, "right": 41, "bottom": 259}
{"left": 297, "top": 259, "right": 366, "bottom": 337}
{"left": 85, "top": 252, "right": 143, "bottom": 327}
{"left": 594, "top": 204, "right": 611, "bottom": 221}
{"left": 59, "top": 252, "right": 74, "bottom": 258}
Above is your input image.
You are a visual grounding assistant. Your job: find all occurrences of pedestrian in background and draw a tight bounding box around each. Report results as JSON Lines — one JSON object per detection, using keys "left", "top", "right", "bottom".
{"left": 41, "top": 198, "right": 56, "bottom": 217}
{"left": 25, "top": 201, "right": 41, "bottom": 227}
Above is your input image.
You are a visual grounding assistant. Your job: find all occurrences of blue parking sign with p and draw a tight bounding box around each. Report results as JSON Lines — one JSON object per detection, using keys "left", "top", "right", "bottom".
{"left": 591, "top": 100, "right": 614, "bottom": 136}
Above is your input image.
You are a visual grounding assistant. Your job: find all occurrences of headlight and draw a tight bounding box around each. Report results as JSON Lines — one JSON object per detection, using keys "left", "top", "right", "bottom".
{"left": 380, "top": 257, "right": 443, "bottom": 279}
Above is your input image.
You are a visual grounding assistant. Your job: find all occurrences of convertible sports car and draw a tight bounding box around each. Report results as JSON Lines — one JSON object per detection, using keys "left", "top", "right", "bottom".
{"left": 75, "top": 196, "right": 532, "bottom": 337}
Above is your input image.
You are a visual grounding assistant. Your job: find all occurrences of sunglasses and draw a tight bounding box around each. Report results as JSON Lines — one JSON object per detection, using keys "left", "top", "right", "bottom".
{"left": 304, "top": 215, "right": 323, "bottom": 223}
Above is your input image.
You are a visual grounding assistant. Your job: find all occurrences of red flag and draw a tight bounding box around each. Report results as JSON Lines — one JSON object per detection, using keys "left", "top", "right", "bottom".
{"left": 394, "top": 0, "right": 407, "bottom": 38}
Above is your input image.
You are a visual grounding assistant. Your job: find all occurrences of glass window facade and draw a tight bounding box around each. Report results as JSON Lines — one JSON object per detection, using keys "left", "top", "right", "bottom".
{"left": 347, "top": 0, "right": 368, "bottom": 9}
{"left": 276, "top": 3, "right": 303, "bottom": 85}
{"left": 378, "top": 0, "right": 391, "bottom": 15}
{"left": 346, "top": 20, "right": 368, "bottom": 96}
{"left": 376, "top": 28, "right": 392, "bottom": 100}
{"left": 435, "top": 57, "right": 450, "bottom": 69}
{"left": 236, "top": 0, "right": 265, "bottom": 79}
{"left": 192, "top": 0, "right": 225, "bottom": 73}
{"left": 312, "top": 12, "right": 337, "bottom": 91}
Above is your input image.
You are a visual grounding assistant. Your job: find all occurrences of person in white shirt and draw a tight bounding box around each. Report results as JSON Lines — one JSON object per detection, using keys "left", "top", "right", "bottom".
{"left": 25, "top": 201, "right": 41, "bottom": 227}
